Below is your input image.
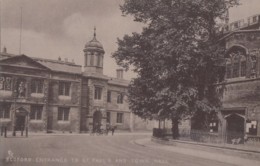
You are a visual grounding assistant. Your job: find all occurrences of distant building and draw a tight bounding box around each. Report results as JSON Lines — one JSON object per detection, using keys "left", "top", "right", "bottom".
{"left": 0, "top": 30, "right": 153, "bottom": 133}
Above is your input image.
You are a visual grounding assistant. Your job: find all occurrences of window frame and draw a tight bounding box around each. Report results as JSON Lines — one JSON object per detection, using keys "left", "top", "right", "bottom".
{"left": 31, "top": 79, "right": 44, "bottom": 94}
{"left": 107, "top": 91, "right": 111, "bottom": 103}
{"left": 94, "top": 86, "right": 102, "bottom": 100}
{"left": 116, "top": 113, "right": 123, "bottom": 124}
{"left": 30, "top": 105, "right": 43, "bottom": 120}
{"left": 225, "top": 51, "right": 247, "bottom": 79}
{"left": 58, "top": 107, "right": 70, "bottom": 121}
{"left": 59, "top": 81, "right": 71, "bottom": 96}
{"left": 0, "top": 103, "right": 11, "bottom": 119}
{"left": 117, "top": 93, "right": 124, "bottom": 104}
{"left": 0, "top": 76, "right": 12, "bottom": 91}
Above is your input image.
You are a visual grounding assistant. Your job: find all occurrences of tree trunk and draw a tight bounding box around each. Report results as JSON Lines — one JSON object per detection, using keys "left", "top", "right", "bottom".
{"left": 171, "top": 117, "right": 179, "bottom": 140}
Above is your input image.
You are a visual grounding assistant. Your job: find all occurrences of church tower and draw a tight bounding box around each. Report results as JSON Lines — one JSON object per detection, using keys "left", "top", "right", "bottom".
{"left": 83, "top": 27, "right": 105, "bottom": 74}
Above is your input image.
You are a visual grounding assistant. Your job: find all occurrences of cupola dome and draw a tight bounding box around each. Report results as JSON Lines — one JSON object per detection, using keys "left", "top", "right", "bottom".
{"left": 84, "top": 27, "right": 105, "bottom": 53}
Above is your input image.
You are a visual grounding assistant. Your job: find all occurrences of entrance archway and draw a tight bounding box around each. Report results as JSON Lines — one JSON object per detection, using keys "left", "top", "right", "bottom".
{"left": 226, "top": 114, "right": 245, "bottom": 143}
{"left": 15, "top": 107, "right": 28, "bottom": 131}
{"left": 93, "top": 111, "right": 102, "bottom": 132}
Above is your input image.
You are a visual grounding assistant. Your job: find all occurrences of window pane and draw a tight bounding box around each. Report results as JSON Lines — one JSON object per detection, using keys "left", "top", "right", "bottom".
{"left": 65, "top": 83, "right": 70, "bottom": 96}
{"left": 107, "top": 112, "right": 110, "bottom": 123}
{"left": 233, "top": 62, "right": 239, "bottom": 78}
{"left": 107, "top": 91, "right": 111, "bottom": 102}
{"left": 226, "top": 64, "right": 232, "bottom": 79}
{"left": 64, "top": 109, "right": 70, "bottom": 121}
{"left": 37, "top": 109, "right": 42, "bottom": 120}
{"left": 117, "top": 113, "right": 123, "bottom": 123}
{"left": 0, "top": 110, "right": 3, "bottom": 118}
{"left": 58, "top": 109, "right": 63, "bottom": 120}
{"left": 59, "top": 82, "right": 64, "bottom": 95}
{"left": 94, "top": 87, "right": 102, "bottom": 100}
{"left": 30, "top": 110, "right": 36, "bottom": 119}
{"left": 241, "top": 61, "right": 246, "bottom": 77}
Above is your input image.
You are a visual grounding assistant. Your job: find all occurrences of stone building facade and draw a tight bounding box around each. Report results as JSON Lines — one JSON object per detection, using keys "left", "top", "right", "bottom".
{"left": 0, "top": 31, "right": 153, "bottom": 133}
{"left": 217, "top": 14, "right": 260, "bottom": 142}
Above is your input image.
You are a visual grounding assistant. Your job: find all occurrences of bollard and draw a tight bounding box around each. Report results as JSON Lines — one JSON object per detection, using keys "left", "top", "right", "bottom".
{"left": 21, "top": 130, "right": 24, "bottom": 136}
{"left": 26, "top": 127, "right": 28, "bottom": 137}
{"left": 4, "top": 126, "right": 7, "bottom": 138}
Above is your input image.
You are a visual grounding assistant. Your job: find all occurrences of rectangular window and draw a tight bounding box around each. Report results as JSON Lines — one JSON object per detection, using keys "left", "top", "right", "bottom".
{"left": 117, "top": 93, "right": 124, "bottom": 104}
{"left": 116, "top": 113, "right": 123, "bottom": 123}
{"left": 240, "top": 61, "right": 246, "bottom": 77}
{"left": 94, "top": 87, "right": 102, "bottom": 100}
{"left": 30, "top": 105, "right": 43, "bottom": 120}
{"left": 0, "top": 103, "right": 10, "bottom": 119}
{"left": 31, "top": 79, "right": 43, "bottom": 93}
{"left": 58, "top": 107, "right": 70, "bottom": 121}
{"left": 0, "top": 76, "right": 12, "bottom": 91}
{"left": 107, "top": 112, "right": 111, "bottom": 123}
{"left": 59, "top": 82, "right": 70, "bottom": 96}
{"left": 107, "top": 91, "right": 111, "bottom": 102}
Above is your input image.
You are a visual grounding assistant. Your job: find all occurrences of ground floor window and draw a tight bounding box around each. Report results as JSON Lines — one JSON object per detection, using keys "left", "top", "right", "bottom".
{"left": 0, "top": 103, "right": 10, "bottom": 119}
{"left": 58, "top": 107, "right": 70, "bottom": 121}
{"left": 107, "top": 112, "right": 111, "bottom": 123}
{"left": 116, "top": 113, "right": 123, "bottom": 123}
{"left": 246, "top": 120, "right": 257, "bottom": 135}
{"left": 30, "top": 105, "right": 43, "bottom": 120}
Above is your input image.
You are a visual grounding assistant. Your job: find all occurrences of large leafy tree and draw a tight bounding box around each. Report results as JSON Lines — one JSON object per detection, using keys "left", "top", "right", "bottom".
{"left": 113, "top": 0, "right": 239, "bottom": 139}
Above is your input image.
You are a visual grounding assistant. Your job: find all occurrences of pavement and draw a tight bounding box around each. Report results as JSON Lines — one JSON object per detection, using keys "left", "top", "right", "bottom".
{"left": 133, "top": 137, "right": 260, "bottom": 166}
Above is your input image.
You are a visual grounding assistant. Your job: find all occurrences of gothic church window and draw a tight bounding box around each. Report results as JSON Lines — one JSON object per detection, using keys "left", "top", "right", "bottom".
{"left": 225, "top": 48, "right": 247, "bottom": 79}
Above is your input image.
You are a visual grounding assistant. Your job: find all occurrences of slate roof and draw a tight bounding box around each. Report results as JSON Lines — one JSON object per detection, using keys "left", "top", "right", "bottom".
{"left": 0, "top": 53, "right": 81, "bottom": 74}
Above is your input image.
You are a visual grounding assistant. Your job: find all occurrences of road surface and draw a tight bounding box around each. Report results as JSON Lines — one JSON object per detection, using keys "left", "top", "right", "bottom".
{"left": 0, "top": 133, "right": 237, "bottom": 166}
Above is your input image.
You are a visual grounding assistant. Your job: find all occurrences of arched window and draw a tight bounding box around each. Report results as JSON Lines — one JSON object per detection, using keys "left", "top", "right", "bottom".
{"left": 225, "top": 46, "right": 247, "bottom": 79}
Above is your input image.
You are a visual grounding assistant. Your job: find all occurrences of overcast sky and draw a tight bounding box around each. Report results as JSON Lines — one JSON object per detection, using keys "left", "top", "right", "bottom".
{"left": 1, "top": 0, "right": 260, "bottom": 79}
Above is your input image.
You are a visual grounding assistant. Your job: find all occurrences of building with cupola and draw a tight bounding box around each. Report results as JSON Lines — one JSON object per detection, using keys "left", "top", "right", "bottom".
{"left": 0, "top": 29, "right": 153, "bottom": 133}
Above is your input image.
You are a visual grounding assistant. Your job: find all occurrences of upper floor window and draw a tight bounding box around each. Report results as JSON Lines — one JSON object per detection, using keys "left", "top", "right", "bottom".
{"left": 0, "top": 103, "right": 10, "bottom": 119}
{"left": 30, "top": 105, "right": 43, "bottom": 120}
{"left": 31, "top": 79, "right": 43, "bottom": 94}
{"left": 59, "top": 82, "right": 70, "bottom": 96}
{"left": 225, "top": 48, "right": 247, "bottom": 79}
{"left": 0, "top": 76, "right": 12, "bottom": 91}
{"left": 117, "top": 93, "right": 124, "bottom": 104}
{"left": 94, "top": 86, "right": 102, "bottom": 100}
{"left": 107, "top": 91, "right": 111, "bottom": 102}
{"left": 58, "top": 107, "right": 70, "bottom": 121}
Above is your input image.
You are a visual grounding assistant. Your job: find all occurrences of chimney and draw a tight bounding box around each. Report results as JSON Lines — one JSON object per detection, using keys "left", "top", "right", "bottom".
{"left": 58, "top": 56, "right": 61, "bottom": 61}
{"left": 116, "top": 69, "right": 124, "bottom": 79}
{"left": 3, "top": 47, "right": 7, "bottom": 53}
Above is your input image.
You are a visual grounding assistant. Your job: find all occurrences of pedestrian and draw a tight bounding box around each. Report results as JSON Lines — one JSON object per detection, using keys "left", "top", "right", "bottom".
{"left": 111, "top": 125, "right": 116, "bottom": 136}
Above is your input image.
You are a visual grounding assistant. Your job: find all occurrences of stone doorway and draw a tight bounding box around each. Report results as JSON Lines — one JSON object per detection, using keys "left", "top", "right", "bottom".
{"left": 226, "top": 114, "right": 245, "bottom": 143}
{"left": 15, "top": 107, "right": 28, "bottom": 131}
{"left": 93, "top": 110, "right": 102, "bottom": 132}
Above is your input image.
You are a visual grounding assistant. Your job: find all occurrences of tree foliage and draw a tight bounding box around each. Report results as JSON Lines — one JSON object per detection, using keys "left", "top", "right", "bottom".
{"left": 112, "top": 0, "right": 239, "bottom": 137}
